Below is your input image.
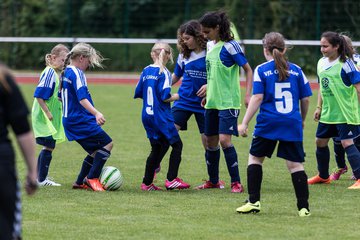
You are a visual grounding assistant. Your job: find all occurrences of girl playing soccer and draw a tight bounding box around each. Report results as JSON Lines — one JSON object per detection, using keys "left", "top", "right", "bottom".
{"left": 134, "top": 42, "right": 190, "bottom": 191}
{"left": 60, "top": 42, "right": 113, "bottom": 191}
{"left": 307, "top": 32, "right": 360, "bottom": 189}
{"left": 171, "top": 20, "right": 207, "bottom": 173}
{"left": 196, "top": 10, "right": 253, "bottom": 192}
{"left": 236, "top": 32, "right": 312, "bottom": 217}
{"left": 32, "top": 44, "right": 69, "bottom": 186}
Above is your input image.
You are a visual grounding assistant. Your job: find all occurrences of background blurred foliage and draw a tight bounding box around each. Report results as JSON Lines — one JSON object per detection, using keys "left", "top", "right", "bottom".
{"left": 0, "top": 0, "right": 359, "bottom": 74}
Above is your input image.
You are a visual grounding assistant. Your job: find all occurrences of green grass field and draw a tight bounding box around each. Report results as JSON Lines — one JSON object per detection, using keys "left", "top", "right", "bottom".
{"left": 15, "top": 84, "right": 360, "bottom": 240}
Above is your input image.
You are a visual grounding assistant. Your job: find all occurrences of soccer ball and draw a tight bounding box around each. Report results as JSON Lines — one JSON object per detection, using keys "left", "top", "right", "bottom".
{"left": 100, "top": 166, "right": 123, "bottom": 191}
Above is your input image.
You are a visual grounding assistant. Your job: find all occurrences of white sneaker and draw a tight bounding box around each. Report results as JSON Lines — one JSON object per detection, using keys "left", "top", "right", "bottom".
{"left": 37, "top": 178, "right": 61, "bottom": 187}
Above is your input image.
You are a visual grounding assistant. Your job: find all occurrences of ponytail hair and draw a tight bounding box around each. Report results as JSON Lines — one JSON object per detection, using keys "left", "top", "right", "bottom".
{"left": 321, "top": 31, "right": 354, "bottom": 62}
{"left": 199, "top": 10, "right": 233, "bottom": 42}
{"left": 151, "top": 42, "right": 174, "bottom": 74}
{"left": 44, "top": 44, "right": 69, "bottom": 69}
{"left": 263, "top": 32, "right": 289, "bottom": 81}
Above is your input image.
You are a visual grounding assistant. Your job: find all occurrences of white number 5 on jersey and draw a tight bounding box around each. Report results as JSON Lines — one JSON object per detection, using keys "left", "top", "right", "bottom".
{"left": 275, "top": 82, "right": 293, "bottom": 114}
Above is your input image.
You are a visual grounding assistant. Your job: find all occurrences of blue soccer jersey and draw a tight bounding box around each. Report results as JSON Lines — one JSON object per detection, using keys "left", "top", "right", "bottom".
{"left": 134, "top": 65, "right": 180, "bottom": 144}
{"left": 207, "top": 40, "right": 248, "bottom": 67}
{"left": 173, "top": 50, "right": 207, "bottom": 113}
{"left": 61, "top": 66, "right": 103, "bottom": 141}
{"left": 253, "top": 60, "right": 312, "bottom": 141}
{"left": 34, "top": 66, "right": 56, "bottom": 99}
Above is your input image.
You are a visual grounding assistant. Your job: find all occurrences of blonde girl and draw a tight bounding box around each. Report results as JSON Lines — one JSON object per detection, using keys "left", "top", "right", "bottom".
{"left": 32, "top": 44, "right": 69, "bottom": 186}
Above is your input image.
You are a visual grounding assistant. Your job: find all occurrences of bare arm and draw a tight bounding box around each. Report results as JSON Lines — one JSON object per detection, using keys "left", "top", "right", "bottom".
{"left": 242, "top": 63, "right": 253, "bottom": 108}
{"left": 238, "top": 93, "right": 263, "bottom": 137}
{"left": 80, "top": 99, "right": 105, "bottom": 125}
{"left": 164, "top": 93, "right": 179, "bottom": 103}
{"left": 313, "top": 90, "right": 322, "bottom": 122}
{"left": 355, "top": 82, "right": 360, "bottom": 103}
{"left": 300, "top": 97, "right": 310, "bottom": 129}
{"left": 171, "top": 74, "right": 181, "bottom": 86}
{"left": 16, "top": 131, "right": 38, "bottom": 195}
{"left": 36, "top": 98, "right": 53, "bottom": 120}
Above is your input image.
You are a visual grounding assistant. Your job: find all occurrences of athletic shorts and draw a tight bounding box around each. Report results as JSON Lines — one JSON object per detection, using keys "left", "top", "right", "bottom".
{"left": 204, "top": 109, "right": 239, "bottom": 136}
{"left": 172, "top": 107, "right": 205, "bottom": 133}
{"left": 316, "top": 123, "right": 360, "bottom": 140}
{"left": 250, "top": 136, "right": 305, "bottom": 162}
{"left": 76, "top": 130, "right": 112, "bottom": 155}
{"left": 36, "top": 136, "right": 56, "bottom": 149}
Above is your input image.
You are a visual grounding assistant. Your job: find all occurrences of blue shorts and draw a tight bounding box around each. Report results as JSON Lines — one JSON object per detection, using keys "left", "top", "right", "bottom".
{"left": 76, "top": 130, "right": 112, "bottom": 155}
{"left": 172, "top": 107, "right": 205, "bottom": 133}
{"left": 36, "top": 136, "right": 56, "bottom": 149}
{"left": 316, "top": 123, "right": 360, "bottom": 140}
{"left": 250, "top": 136, "right": 305, "bottom": 162}
{"left": 204, "top": 109, "right": 239, "bottom": 136}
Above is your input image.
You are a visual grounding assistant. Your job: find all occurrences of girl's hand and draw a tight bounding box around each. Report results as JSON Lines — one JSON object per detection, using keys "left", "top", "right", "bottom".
{"left": 95, "top": 112, "right": 106, "bottom": 125}
{"left": 313, "top": 108, "right": 321, "bottom": 122}
{"left": 172, "top": 93, "right": 180, "bottom": 101}
{"left": 201, "top": 98, "right": 206, "bottom": 107}
{"left": 46, "top": 111, "right": 53, "bottom": 121}
{"left": 238, "top": 123, "right": 248, "bottom": 137}
{"left": 196, "top": 84, "right": 207, "bottom": 98}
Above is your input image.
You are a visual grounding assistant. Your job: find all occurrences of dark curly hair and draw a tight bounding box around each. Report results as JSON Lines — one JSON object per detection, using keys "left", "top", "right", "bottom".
{"left": 177, "top": 20, "right": 207, "bottom": 59}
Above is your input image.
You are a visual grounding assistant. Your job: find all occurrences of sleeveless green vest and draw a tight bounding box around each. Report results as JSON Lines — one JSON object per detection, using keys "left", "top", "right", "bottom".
{"left": 317, "top": 58, "right": 360, "bottom": 124}
{"left": 31, "top": 67, "right": 65, "bottom": 142}
{"left": 205, "top": 41, "right": 241, "bottom": 110}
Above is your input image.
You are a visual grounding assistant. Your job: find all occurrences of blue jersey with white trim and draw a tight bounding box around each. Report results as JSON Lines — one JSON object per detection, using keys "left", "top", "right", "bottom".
{"left": 207, "top": 40, "right": 248, "bottom": 67}
{"left": 253, "top": 60, "right": 312, "bottom": 141}
{"left": 173, "top": 50, "right": 207, "bottom": 113}
{"left": 134, "top": 65, "right": 179, "bottom": 144}
{"left": 34, "top": 66, "right": 56, "bottom": 99}
{"left": 61, "top": 66, "right": 102, "bottom": 141}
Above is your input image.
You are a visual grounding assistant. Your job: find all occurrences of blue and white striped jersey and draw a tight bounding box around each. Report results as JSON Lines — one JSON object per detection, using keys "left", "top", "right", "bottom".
{"left": 61, "top": 66, "right": 102, "bottom": 141}
{"left": 253, "top": 60, "right": 312, "bottom": 141}
{"left": 134, "top": 65, "right": 180, "bottom": 144}
{"left": 34, "top": 66, "right": 56, "bottom": 99}
{"left": 173, "top": 50, "right": 207, "bottom": 113}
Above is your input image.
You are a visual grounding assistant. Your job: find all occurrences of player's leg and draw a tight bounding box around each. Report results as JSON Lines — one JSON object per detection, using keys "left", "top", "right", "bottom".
{"left": 280, "top": 141, "right": 310, "bottom": 217}
{"left": 73, "top": 155, "right": 94, "bottom": 189}
{"left": 36, "top": 136, "right": 60, "bottom": 186}
{"left": 219, "top": 109, "right": 243, "bottom": 193}
{"left": 308, "top": 122, "right": 332, "bottom": 184}
{"left": 330, "top": 137, "right": 348, "bottom": 181}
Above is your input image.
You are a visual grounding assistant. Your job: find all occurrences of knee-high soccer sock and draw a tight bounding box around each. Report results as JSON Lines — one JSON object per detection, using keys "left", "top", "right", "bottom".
{"left": 76, "top": 155, "right": 94, "bottom": 185}
{"left": 223, "top": 145, "right": 240, "bottom": 183}
{"left": 88, "top": 148, "right": 111, "bottom": 179}
{"left": 143, "top": 142, "right": 167, "bottom": 185}
{"left": 345, "top": 144, "right": 360, "bottom": 179}
{"left": 316, "top": 146, "right": 330, "bottom": 179}
{"left": 248, "top": 164, "right": 262, "bottom": 203}
{"left": 37, "top": 149, "right": 52, "bottom": 182}
{"left": 291, "top": 171, "right": 309, "bottom": 211}
{"left": 333, "top": 140, "right": 346, "bottom": 168}
{"left": 206, "top": 146, "right": 220, "bottom": 184}
{"left": 167, "top": 140, "right": 183, "bottom": 181}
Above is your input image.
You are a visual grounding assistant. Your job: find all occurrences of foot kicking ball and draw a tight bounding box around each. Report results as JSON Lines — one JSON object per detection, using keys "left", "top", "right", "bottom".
{"left": 100, "top": 166, "right": 123, "bottom": 191}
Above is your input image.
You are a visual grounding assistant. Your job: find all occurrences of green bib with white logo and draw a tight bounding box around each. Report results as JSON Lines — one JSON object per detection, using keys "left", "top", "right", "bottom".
{"left": 205, "top": 41, "right": 241, "bottom": 110}
{"left": 317, "top": 58, "right": 360, "bottom": 124}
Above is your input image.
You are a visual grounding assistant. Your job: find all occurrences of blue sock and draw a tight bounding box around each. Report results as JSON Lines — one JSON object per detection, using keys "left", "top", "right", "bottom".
{"left": 37, "top": 149, "right": 52, "bottom": 182}
{"left": 316, "top": 146, "right": 330, "bottom": 179}
{"left": 345, "top": 144, "right": 360, "bottom": 179}
{"left": 88, "top": 148, "right": 111, "bottom": 179}
{"left": 223, "top": 146, "right": 240, "bottom": 183}
{"left": 333, "top": 140, "right": 346, "bottom": 168}
{"left": 76, "top": 155, "right": 94, "bottom": 185}
{"left": 206, "top": 147, "right": 220, "bottom": 184}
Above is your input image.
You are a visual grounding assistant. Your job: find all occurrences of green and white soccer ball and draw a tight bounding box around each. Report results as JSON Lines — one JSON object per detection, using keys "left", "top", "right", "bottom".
{"left": 100, "top": 166, "right": 123, "bottom": 191}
